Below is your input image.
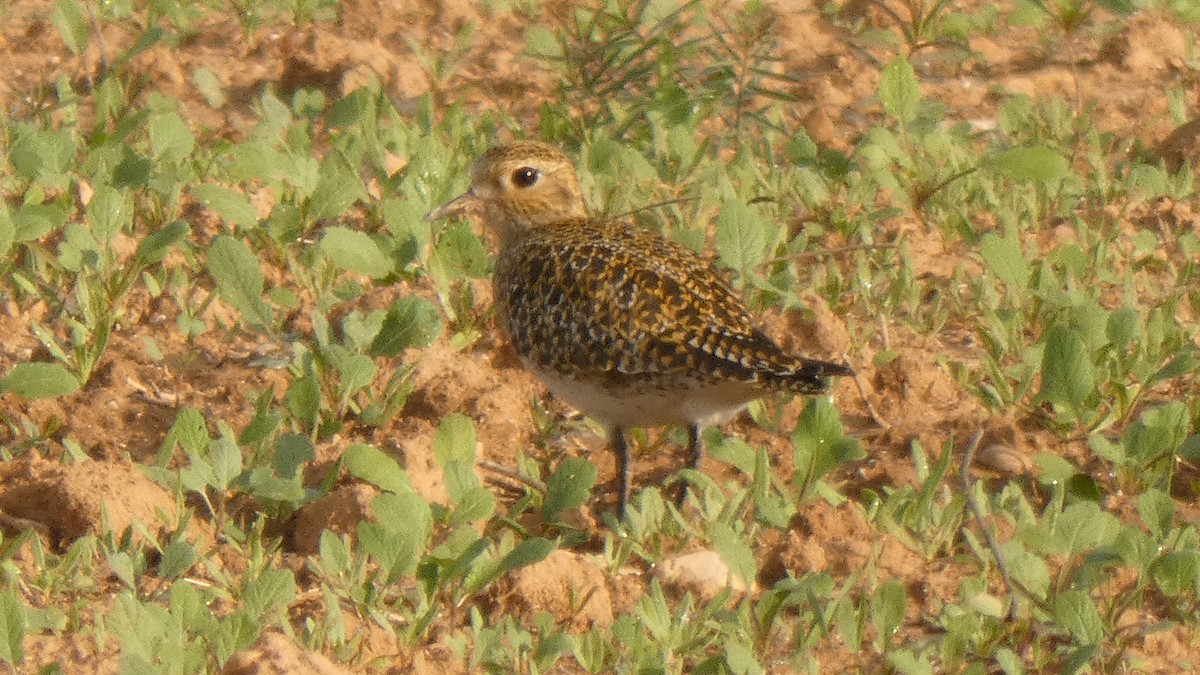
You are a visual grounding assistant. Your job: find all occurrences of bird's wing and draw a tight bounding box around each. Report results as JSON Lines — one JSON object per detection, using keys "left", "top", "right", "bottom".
{"left": 496, "top": 219, "right": 845, "bottom": 392}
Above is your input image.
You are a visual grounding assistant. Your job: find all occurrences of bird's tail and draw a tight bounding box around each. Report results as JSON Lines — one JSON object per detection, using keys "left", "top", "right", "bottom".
{"left": 778, "top": 357, "right": 853, "bottom": 394}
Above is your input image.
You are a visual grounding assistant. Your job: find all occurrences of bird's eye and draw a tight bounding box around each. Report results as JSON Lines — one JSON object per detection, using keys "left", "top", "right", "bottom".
{"left": 511, "top": 167, "right": 540, "bottom": 188}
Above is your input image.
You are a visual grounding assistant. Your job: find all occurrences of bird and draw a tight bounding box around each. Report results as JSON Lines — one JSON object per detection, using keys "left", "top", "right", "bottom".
{"left": 427, "top": 140, "right": 852, "bottom": 518}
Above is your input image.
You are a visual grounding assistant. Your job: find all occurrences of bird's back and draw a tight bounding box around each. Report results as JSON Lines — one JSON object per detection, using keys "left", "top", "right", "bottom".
{"left": 493, "top": 217, "right": 848, "bottom": 410}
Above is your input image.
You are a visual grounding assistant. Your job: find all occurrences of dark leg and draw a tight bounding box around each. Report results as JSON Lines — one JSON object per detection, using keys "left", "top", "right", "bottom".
{"left": 611, "top": 426, "right": 630, "bottom": 518}
{"left": 676, "top": 423, "right": 703, "bottom": 508}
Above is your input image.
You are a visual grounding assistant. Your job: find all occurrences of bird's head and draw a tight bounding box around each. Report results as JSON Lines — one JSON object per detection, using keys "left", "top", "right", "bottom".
{"left": 427, "top": 141, "right": 587, "bottom": 243}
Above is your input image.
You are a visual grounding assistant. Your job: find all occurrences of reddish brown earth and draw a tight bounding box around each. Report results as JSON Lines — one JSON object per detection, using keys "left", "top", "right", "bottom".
{"left": 0, "top": 0, "right": 1197, "bottom": 671}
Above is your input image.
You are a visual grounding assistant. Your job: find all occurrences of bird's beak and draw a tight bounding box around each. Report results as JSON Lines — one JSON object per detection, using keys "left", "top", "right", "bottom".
{"left": 426, "top": 190, "right": 478, "bottom": 222}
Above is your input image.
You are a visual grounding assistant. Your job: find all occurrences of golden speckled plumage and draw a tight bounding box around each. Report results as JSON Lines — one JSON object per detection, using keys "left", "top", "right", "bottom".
{"left": 429, "top": 140, "right": 851, "bottom": 517}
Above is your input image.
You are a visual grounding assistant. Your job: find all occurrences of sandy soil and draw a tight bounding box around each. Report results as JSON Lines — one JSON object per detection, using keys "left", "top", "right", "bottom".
{"left": 0, "top": 0, "right": 1197, "bottom": 671}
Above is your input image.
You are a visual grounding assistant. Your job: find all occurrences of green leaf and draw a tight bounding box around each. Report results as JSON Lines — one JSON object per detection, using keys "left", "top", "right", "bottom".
{"left": 1123, "top": 402, "right": 1188, "bottom": 466}
{"left": 307, "top": 155, "right": 365, "bottom": 221}
{"left": 542, "top": 457, "right": 598, "bottom": 520}
{"left": 792, "top": 398, "right": 863, "bottom": 491}
{"left": 1037, "top": 324, "right": 1095, "bottom": 415}
{"left": 1054, "top": 590, "right": 1103, "bottom": 645}
{"left": 1137, "top": 489, "right": 1174, "bottom": 539}
{"left": 370, "top": 296, "right": 443, "bottom": 356}
{"left": 320, "top": 227, "right": 394, "bottom": 278}
{"left": 344, "top": 444, "right": 411, "bottom": 494}
{"left": 879, "top": 57, "right": 920, "bottom": 123}
{"left": 361, "top": 491, "right": 433, "bottom": 581}
{"left": 148, "top": 112, "right": 195, "bottom": 164}
{"left": 192, "top": 67, "right": 227, "bottom": 108}
{"left": 983, "top": 147, "right": 1070, "bottom": 183}
{"left": 710, "top": 523, "right": 756, "bottom": 588}
{"left": 1000, "top": 540, "right": 1049, "bottom": 599}
{"left": 1054, "top": 502, "right": 1120, "bottom": 554}
{"left": 0, "top": 590, "right": 24, "bottom": 668}
{"left": 980, "top": 232, "right": 1029, "bottom": 294}
{"left": 1149, "top": 351, "right": 1199, "bottom": 385}
{"left": 135, "top": 219, "right": 190, "bottom": 267}
{"left": 433, "top": 220, "right": 491, "bottom": 278}
{"left": 208, "top": 436, "right": 243, "bottom": 491}
{"left": 272, "top": 434, "right": 315, "bottom": 479}
{"left": 86, "top": 184, "right": 133, "bottom": 242}
{"left": 241, "top": 568, "right": 297, "bottom": 621}
{"left": 715, "top": 199, "right": 774, "bottom": 284}
{"left": 51, "top": 0, "right": 89, "bottom": 54}
{"left": 495, "top": 537, "right": 555, "bottom": 576}
{"left": 10, "top": 127, "right": 76, "bottom": 189}
{"left": 1151, "top": 551, "right": 1200, "bottom": 596}
{"left": 0, "top": 205, "right": 14, "bottom": 258}
{"left": 193, "top": 184, "right": 258, "bottom": 229}
{"left": 207, "top": 235, "right": 274, "bottom": 330}
{"left": 724, "top": 641, "right": 761, "bottom": 675}
{"left": 871, "top": 579, "right": 907, "bottom": 643}
{"left": 157, "top": 540, "right": 196, "bottom": 579}
{"left": 524, "top": 25, "right": 562, "bottom": 59}
{"left": 435, "top": 414, "right": 479, "bottom": 506}
{"left": 1105, "top": 306, "right": 1139, "bottom": 349}
{"left": 0, "top": 362, "right": 80, "bottom": 399}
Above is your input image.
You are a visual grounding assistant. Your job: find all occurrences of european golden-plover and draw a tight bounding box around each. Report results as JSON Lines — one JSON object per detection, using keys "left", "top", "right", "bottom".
{"left": 428, "top": 140, "right": 851, "bottom": 517}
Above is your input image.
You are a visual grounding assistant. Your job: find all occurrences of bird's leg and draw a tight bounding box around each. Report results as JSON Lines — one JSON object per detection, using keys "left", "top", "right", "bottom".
{"left": 676, "top": 423, "right": 703, "bottom": 508}
{"left": 611, "top": 425, "right": 630, "bottom": 518}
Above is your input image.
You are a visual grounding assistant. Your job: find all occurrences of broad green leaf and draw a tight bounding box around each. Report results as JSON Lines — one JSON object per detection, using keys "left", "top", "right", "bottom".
{"left": 88, "top": 185, "right": 134, "bottom": 244}
{"left": 9, "top": 127, "right": 76, "bottom": 188}
{"left": 871, "top": 579, "right": 907, "bottom": 642}
{"left": 879, "top": 57, "right": 920, "bottom": 123}
{"left": 1124, "top": 402, "right": 1188, "bottom": 466}
{"left": 1054, "top": 590, "right": 1103, "bottom": 645}
{"left": 273, "top": 434, "right": 315, "bottom": 479}
{"left": 149, "top": 112, "right": 195, "bottom": 164}
{"left": 1054, "top": 502, "right": 1120, "bottom": 554}
{"left": 307, "top": 155, "right": 365, "bottom": 221}
{"left": 1137, "top": 489, "right": 1174, "bottom": 539}
{"left": 14, "top": 202, "right": 71, "bottom": 242}
{"left": 496, "top": 537, "right": 555, "bottom": 576}
{"left": 192, "top": 67, "right": 226, "bottom": 108}
{"left": 1106, "top": 306, "right": 1139, "bottom": 349}
{"left": 112, "top": 150, "right": 152, "bottom": 188}
{"left": 983, "top": 147, "right": 1070, "bottom": 183}
{"left": 51, "top": 0, "right": 88, "bottom": 54}
{"left": 0, "top": 205, "right": 13, "bottom": 257}
{"left": 725, "top": 641, "right": 761, "bottom": 675}
{"left": 1152, "top": 551, "right": 1200, "bottom": 596}
{"left": 715, "top": 199, "right": 774, "bottom": 283}
{"left": 433, "top": 220, "right": 490, "bottom": 278}
{"left": 320, "top": 227, "right": 394, "bottom": 278}
{"left": 344, "top": 443, "right": 411, "bottom": 494}
{"left": 1037, "top": 324, "right": 1095, "bottom": 414}
{"left": 157, "top": 540, "right": 196, "bottom": 579}
{"left": 0, "top": 590, "right": 23, "bottom": 668}
{"left": 207, "top": 235, "right": 274, "bottom": 330}
{"left": 710, "top": 523, "right": 756, "bottom": 588}
{"left": 0, "top": 362, "right": 80, "bottom": 399}
{"left": 361, "top": 491, "right": 433, "bottom": 581}
{"left": 980, "top": 232, "right": 1029, "bottom": 294}
{"left": 542, "top": 456, "right": 598, "bottom": 520}
{"left": 1149, "top": 351, "right": 1199, "bottom": 385}
{"left": 241, "top": 568, "right": 297, "bottom": 621}
{"left": 135, "top": 219, "right": 190, "bottom": 267}
{"left": 193, "top": 184, "right": 258, "bottom": 229}
{"left": 369, "top": 296, "right": 443, "bottom": 356}
{"left": 208, "top": 436, "right": 243, "bottom": 491}
{"left": 524, "top": 25, "right": 562, "bottom": 59}
{"left": 1000, "top": 540, "right": 1049, "bottom": 599}
{"left": 793, "top": 398, "right": 863, "bottom": 491}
